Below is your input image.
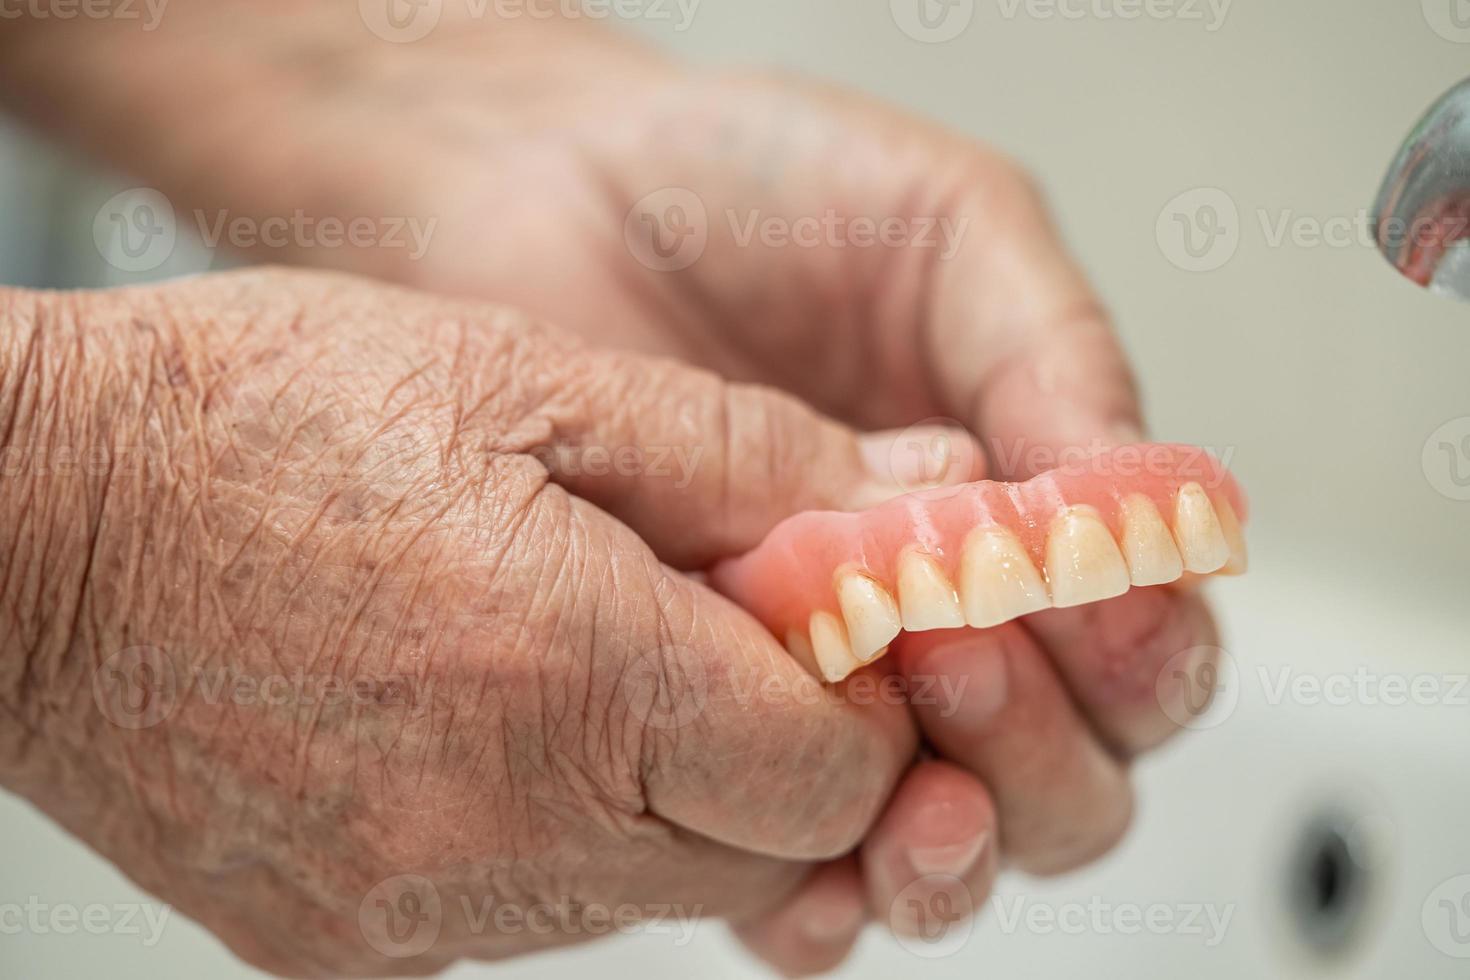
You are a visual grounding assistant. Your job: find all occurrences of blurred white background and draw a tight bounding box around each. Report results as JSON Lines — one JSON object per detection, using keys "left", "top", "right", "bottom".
{"left": 4, "top": 1, "right": 1470, "bottom": 977}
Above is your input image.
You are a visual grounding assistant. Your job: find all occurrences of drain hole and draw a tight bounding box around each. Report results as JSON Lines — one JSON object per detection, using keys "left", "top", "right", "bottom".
{"left": 1288, "top": 814, "right": 1371, "bottom": 955}
{"left": 1308, "top": 834, "right": 1346, "bottom": 912}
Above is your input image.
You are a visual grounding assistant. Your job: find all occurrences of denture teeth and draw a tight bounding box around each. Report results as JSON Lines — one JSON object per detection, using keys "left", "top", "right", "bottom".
{"left": 960, "top": 526, "right": 1051, "bottom": 628}
{"left": 835, "top": 570, "right": 903, "bottom": 663}
{"left": 1216, "top": 497, "right": 1249, "bottom": 575}
{"left": 809, "top": 611, "right": 861, "bottom": 682}
{"left": 1119, "top": 494, "right": 1185, "bottom": 586}
{"left": 1044, "top": 507, "right": 1131, "bottom": 608}
{"left": 896, "top": 550, "right": 966, "bottom": 631}
{"left": 1172, "top": 482, "right": 1231, "bottom": 573}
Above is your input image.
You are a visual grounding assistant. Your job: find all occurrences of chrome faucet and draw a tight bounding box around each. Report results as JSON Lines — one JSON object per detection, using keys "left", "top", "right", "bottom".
{"left": 1373, "top": 77, "right": 1470, "bottom": 300}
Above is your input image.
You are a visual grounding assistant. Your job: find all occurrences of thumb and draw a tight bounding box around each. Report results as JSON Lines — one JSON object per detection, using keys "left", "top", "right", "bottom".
{"left": 519, "top": 343, "right": 982, "bottom": 567}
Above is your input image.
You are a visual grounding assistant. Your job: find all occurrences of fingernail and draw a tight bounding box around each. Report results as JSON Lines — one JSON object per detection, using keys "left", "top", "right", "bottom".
{"left": 909, "top": 829, "right": 989, "bottom": 877}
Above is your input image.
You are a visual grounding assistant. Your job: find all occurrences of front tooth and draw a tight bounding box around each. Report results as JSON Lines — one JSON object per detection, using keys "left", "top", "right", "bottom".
{"left": 1045, "top": 507, "right": 1131, "bottom": 608}
{"left": 810, "top": 611, "right": 862, "bottom": 681}
{"left": 1216, "top": 497, "right": 1249, "bottom": 574}
{"left": 1119, "top": 494, "right": 1184, "bottom": 586}
{"left": 1173, "top": 482, "right": 1231, "bottom": 573}
{"left": 896, "top": 550, "right": 965, "bottom": 631}
{"left": 960, "top": 526, "right": 1051, "bottom": 628}
{"left": 835, "top": 570, "right": 902, "bottom": 663}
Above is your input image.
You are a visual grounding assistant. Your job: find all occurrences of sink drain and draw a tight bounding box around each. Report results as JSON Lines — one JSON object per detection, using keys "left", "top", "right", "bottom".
{"left": 1286, "top": 812, "right": 1376, "bottom": 956}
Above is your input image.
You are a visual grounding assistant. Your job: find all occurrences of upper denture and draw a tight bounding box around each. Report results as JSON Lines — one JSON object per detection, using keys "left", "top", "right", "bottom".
{"left": 711, "top": 443, "right": 1248, "bottom": 682}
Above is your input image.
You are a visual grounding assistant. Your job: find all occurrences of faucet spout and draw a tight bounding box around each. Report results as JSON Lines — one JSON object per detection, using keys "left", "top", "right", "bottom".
{"left": 1373, "top": 77, "right": 1470, "bottom": 300}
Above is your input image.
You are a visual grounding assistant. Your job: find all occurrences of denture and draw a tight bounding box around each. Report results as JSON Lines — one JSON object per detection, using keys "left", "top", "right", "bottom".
{"left": 712, "top": 444, "right": 1247, "bottom": 682}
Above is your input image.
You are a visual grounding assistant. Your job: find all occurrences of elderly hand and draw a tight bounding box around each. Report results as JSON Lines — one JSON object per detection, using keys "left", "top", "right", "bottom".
{"left": 0, "top": 268, "right": 931, "bottom": 976}
{"left": 0, "top": 6, "right": 1224, "bottom": 976}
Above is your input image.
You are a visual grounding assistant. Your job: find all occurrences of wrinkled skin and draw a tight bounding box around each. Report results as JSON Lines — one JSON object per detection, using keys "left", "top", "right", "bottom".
{"left": 0, "top": 7, "right": 1225, "bottom": 977}
{"left": 0, "top": 270, "right": 920, "bottom": 976}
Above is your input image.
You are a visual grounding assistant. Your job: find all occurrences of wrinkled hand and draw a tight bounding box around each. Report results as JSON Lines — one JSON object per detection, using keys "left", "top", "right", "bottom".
{"left": 350, "top": 21, "right": 1223, "bottom": 972}
{"left": 0, "top": 8, "right": 1225, "bottom": 975}
{"left": 0, "top": 268, "right": 929, "bottom": 976}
